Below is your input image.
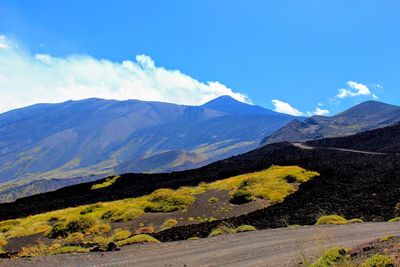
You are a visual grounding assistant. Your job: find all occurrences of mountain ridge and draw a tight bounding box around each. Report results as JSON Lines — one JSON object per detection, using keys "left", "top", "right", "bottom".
{"left": 261, "top": 100, "right": 400, "bottom": 145}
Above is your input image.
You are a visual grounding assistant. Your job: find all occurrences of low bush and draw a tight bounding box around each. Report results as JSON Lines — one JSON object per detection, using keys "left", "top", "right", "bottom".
{"left": 388, "top": 217, "right": 400, "bottom": 222}
{"left": 0, "top": 220, "right": 19, "bottom": 233}
{"left": 47, "top": 215, "right": 97, "bottom": 238}
{"left": 316, "top": 215, "right": 348, "bottom": 225}
{"left": 93, "top": 236, "right": 112, "bottom": 249}
{"left": 208, "top": 225, "right": 236, "bottom": 237}
{"left": 0, "top": 234, "right": 7, "bottom": 247}
{"left": 160, "top": 219, "right": 178, "bottom": 230}
{"left": 64, "top": 232, "right": 84, "bottom": 246}
{"left": 208, "top": 197, "right": 219, "bottom": 204}
{"left": 144, "top": 189, "right": 195, "bottom": 213}
{"left": 91, "top": 176, "right": 120, "bottom": 190}
{"left": 309, "top": 247, "right": 349, "bottom": 267}
{"left": 101, "top": 207, "right": 144, "bottom": 222}
{"left": 209, "top": 166, "right": 319, "bottom": 205}
{"left": 80, "top": 203, "right": 103, "bottom": 215}
{"left": 362, "top": 254, "right": 393, "bottom": 267}
{"left": 52, "top": 246, "right": 89, "bottom": 255}
{"left": 87, "top": 223, "right": 111, "bottom": 235}
{"left": 208, "top": 228, "right": 224, "bottom": 237}
{"left": 316, "top": 215, "right": 364, "bottom": 225}
{"left": 347, "top": 218, "right": 364, "bottom": 223}
{"left": 236, "top": 225, "right": 256, "bottom": 232}
{"left": 208, "top": 217, "right": 217, "bottom": 222}
{"left": 116, "top": 234, "right": 160, "bottom": 246}
{"left": 380, "top": 235, "right": 393, "bottom": 242}
{"left": 18, "top": 241, "right": 62, "bottom": 257}
{"left": 112, "top": 229, "right": 132, "bottom": 241}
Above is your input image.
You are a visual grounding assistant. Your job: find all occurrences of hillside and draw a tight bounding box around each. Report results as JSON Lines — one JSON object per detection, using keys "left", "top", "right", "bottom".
{"left": 0, "top": 123, "right": 400, "bottom": 259}
{"left": 0, "top": 96, "right": 296, "bottom": 202}
{"left": 261, "top": 100, "right": 400, "bottom": 145}
{"left": 1, "top": 123, "right": 400, "bottom": 222}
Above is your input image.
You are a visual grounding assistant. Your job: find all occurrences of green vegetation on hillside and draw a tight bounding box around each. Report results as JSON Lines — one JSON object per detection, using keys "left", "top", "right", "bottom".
{"left": 0, "top": 165, "right": 318, "bottom": 258}
{"left": 316, "top": 215, "right": 363, "bottom": 225}
{"left": 309, "top": 247, "right": 349, "bottom": 267}
{"left": 309, "top": 248, "right": 394, "bottom": 267}
{"left": 207, "top": 165, "right": 319, "bottom": 204}
{"left": 91, "top": 176, "right": 120, "bottom": 190}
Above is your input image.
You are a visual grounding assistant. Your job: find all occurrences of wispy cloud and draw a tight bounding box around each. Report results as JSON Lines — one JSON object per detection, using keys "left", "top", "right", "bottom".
{"left": 0, "top": 35, "right": 250, "bottom": 113}
{"left": 336, "top": 81, "right": 373, "bottom": 99}
{"left": 271, "top": 99, "right": 303, "bottom": 116}
{"left": 308, "top": 107, "right": 330, "bottom": 116}
{"left": 0, "top": 35, "right": 10, "bottom": 49}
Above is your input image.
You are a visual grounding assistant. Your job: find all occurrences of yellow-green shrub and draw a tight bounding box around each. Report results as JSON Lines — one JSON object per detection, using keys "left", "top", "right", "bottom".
{"left": 101, "top": 206, "right": 144, "bottom": 222}
{"left": 0, "top": 233, "right": 7, "bottom": 250}
{"left": 208, "top": 166, "right": 318, "bottom": 204}
{"left": 80, "top": 203, "right": 103, "bottom": 215}
{"left": 160, "top": 218, "right": 178, "bottom": 230}
{"left": 116, "top": 234, "right": 160, "bottom": 246}
{"left": 208, "top": 197, "right": 219, "bottom": 204}
{"left": 52, "top": 246, "right": 89, "bottom": 255}
{"left": 112, "top": 229, "right": 132, "bottom": 241}
{"left": 91, "top": 176, "right": 120, "bottom": 190}
{"left": 87, "top": 223, "right": 111, "bottom": 235}
{"left": 208, "top": 225, "right": 236, "bottom": 237}
{"left": 47, "top": 215, "right": 98, "bottom": 238}
{"left": 18, "top": 241, "right": 62, "bottom": 257}
{"left": 309, "top": 247, "right": 349, "bottom": 267}
{"left": 362, "top": 254, "right": 393, "bottom": 267}
{"left": 93, "top": 236, "right": 111, "bottom": 249}
{"left": 316, "top": 215, "right": 348, "bottom": 225}
{"left": 144, "top": 189, "right": 195, "bottom": 212}
{"left": 236, "top": 225, "right": 256, "bottom": 232}
{"left": 388, "top": 217, "right": 400, "bottom": 222}
{"left": 316, "top": 215, "right": 363, "bottom": 225}
{"left": 64, "top": 232, "right": 84, "bottom": 246}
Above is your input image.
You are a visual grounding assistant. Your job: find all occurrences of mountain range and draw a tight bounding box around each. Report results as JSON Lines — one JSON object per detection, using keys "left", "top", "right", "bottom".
{"left": 0, "top": 96, "right": 296, "bottom": 201}
{"left": 2, "top": 97, "right": 400, "bottom": 203}
{"left": 261, "top": 100, "right": 400, "bottom": 145}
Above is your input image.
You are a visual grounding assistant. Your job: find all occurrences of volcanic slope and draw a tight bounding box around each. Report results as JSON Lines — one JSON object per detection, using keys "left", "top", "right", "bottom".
{"left": 0, "top": 95, "right": 297, "bottom": 202}
{"left": 1, "top": 123, "right": 400, "bottom": 228}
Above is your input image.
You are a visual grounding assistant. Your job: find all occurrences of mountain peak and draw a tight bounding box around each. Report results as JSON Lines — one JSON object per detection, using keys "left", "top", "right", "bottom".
{"left": 202, "top": 95, "right": 244, "bottom": 106}
{"left": 202, "top": 95, "right": 279, "bottom": 116}
{"left": 336, "top": 100, "right": 399, "bottom": 117}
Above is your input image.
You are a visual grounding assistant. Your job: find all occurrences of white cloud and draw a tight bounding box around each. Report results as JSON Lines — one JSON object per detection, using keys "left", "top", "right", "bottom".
{"left": 271, "top": 99, "right": 303, "bottom": 116}
{"left": 306, "top": 106, "right": 330, "bottom": 116}
{"left": 371, "top": 83, "right": 383, "bottom": 89}
{"left": 0, "top": 35, "right": 10, "bottom": 49}
{"left": 313, "top": 107, "right": 330, "bottom": 116}
{"left": 0, "top": 35, "right": 251, "bottom": 113}
{"left": 337, "top": 81, "right": 372, "bottom": 98}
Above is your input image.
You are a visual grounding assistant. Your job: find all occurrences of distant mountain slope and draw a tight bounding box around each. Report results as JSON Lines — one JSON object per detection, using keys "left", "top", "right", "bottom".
{"left": 261, "top": 101, "right": 400, "bottom": 145}
{"left": 0, "top": 96, "right": 297, "bottom": 201}
{"left": 306, "top": 122, "right": 400, "bottom": 153}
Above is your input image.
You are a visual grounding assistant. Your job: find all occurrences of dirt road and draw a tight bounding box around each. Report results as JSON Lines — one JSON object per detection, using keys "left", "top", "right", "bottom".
{"left": 2, "top": 222, "right": 400, "bottom": 267}
{"left": 292, "top": 142, "right": 387, "bottom": 155}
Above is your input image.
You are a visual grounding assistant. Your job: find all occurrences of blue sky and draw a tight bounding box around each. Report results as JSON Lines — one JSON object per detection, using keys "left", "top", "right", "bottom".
{"left": 0, "top": 0, "right": 399, "bottom": 115}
